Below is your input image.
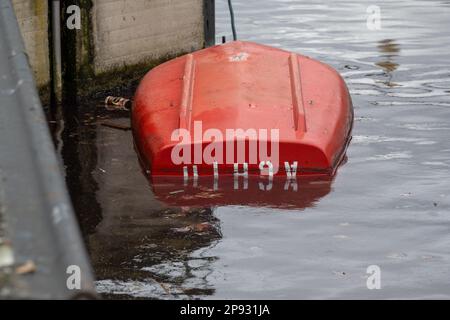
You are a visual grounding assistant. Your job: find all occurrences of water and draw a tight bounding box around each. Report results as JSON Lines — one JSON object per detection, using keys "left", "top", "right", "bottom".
{"left": 59, "top": 0, "right": 450, "bottom": 299}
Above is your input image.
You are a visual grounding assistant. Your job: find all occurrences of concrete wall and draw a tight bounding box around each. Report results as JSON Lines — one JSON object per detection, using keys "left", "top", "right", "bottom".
{"left": 11, "top": 0, "right": 50, "bottom": 88}
{"left": 92, "top": 0, "right": 206, "bottom": 74}
{"left": 11, "top": 0, "right": 214, "bottom": 100}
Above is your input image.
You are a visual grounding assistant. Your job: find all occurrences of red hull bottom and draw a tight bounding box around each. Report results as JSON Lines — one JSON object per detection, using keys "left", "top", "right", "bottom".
{"left": 133, "top": 41, "right": 353, "bottom": 179}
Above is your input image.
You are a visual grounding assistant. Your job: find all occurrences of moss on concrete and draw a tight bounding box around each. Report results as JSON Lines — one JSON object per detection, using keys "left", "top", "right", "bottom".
{"left": 38, "top": 83, "right": 51, "bottom": 107}
{"left": 60, "top": 0, "right": 208, "bottom": 102}
{"left": 75, "top": 52, "right": 188, "bottom": 100}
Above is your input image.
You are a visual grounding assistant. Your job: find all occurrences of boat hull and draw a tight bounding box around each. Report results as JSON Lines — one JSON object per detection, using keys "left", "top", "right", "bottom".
{"left": 132, "top": 41, "right": 353, "bottom": 177}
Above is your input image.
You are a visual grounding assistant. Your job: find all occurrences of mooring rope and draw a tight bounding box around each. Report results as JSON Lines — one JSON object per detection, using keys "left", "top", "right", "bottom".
{"left": 227, "top": 0, "right": 237, "bottom": 40}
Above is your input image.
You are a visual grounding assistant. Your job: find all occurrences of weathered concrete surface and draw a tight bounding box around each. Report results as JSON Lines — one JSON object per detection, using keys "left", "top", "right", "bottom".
{"left": 10, "top": 0, "right": 214, "bottom": 101}
{"left": 11, "top": 0, "right": 50, "bottom": 88}
{"left": 92, "top": 0, "right": 206, "bottom": 74}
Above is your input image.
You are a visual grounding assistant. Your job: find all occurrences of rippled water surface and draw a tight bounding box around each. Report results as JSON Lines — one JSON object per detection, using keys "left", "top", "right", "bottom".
{"left": 63, "top": 0, "right": 450, "bottom": 299}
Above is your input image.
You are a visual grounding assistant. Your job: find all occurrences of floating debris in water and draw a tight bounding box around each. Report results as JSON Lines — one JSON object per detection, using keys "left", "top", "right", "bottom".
{"left": 332, "top": 270, "right": 348, "bottom": 277}
{"left": 171, "top": 222, "right": 214, "bottom": 234}
{"left": 15, "top": 260, "right": 36, "bottom": 275}
{"left": 172, "top": 226, "right": 191, "bottom": 233}
{"left": 104, "top": 96, "right": 132, "bottom": 111}
{"left": 192, "top": 222, "right": 214, "bottom": 233}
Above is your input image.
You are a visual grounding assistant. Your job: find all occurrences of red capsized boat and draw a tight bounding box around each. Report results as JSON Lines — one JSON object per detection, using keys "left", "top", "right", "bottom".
{"left": 132, "top": 41, "right": 353, "bottom": 179}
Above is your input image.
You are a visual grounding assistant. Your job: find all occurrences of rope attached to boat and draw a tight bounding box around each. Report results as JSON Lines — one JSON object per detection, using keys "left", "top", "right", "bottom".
{"left": 228, "top": 0, "right": 237, "bottom": 40}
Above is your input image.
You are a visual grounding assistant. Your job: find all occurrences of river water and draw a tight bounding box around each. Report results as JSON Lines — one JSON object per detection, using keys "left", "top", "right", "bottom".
{"left": 62, "top": 0, "right": 450, "bottom": 299}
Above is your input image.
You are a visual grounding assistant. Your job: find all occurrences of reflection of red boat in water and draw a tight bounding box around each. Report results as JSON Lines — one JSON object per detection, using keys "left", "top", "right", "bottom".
{"left": 149, "top": 175, "right": 333, "bottom": 209}
{"left": 132, "top": 41, "right": 352, "bottom": 208}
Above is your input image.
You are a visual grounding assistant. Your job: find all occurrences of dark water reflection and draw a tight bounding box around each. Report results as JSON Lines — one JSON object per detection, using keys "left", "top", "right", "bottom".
{"left": 59, "top": 0, "right": 450, "bottom": 299}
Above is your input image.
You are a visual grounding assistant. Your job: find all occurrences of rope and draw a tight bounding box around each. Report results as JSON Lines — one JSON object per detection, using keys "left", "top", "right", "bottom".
{"left": 227, "top": 0, "right": 237, "bottom": 40}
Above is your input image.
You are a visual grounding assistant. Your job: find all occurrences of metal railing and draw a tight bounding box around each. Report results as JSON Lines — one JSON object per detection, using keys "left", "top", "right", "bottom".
{"left": 0, "top": 0, "right": 95, "bottom": 299}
